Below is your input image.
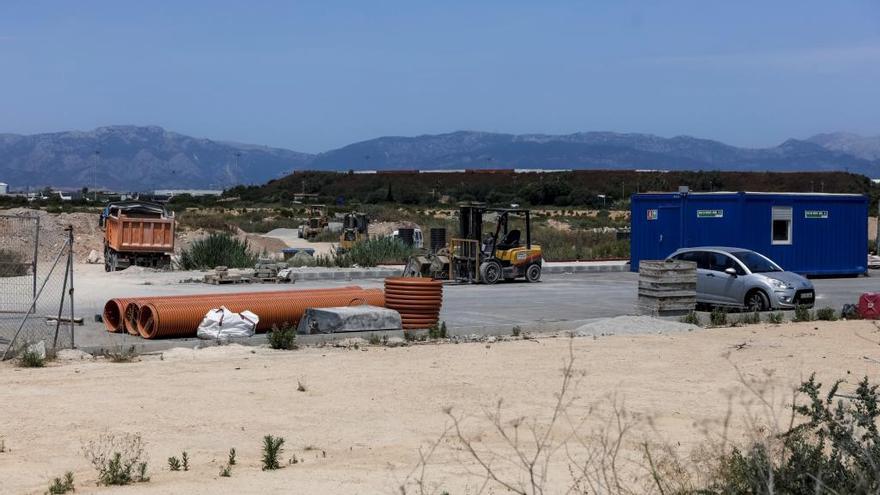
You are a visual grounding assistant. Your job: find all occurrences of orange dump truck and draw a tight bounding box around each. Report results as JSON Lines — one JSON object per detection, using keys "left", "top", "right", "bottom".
{"left": 100, "top": 201, "right": 175, "bottom": 271}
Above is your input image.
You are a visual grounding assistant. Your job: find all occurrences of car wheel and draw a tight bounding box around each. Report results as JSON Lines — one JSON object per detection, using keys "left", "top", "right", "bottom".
{"left": 479, "top": 261, "right": 502, "bottom": 285}
{"left": 745, "top": 289, "right": 770, "bottom": 312}
{"left": 525, "top": 264, "right": 542, "bottom": 283}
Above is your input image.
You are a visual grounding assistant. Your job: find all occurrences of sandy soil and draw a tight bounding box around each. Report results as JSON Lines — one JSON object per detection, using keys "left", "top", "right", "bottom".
{"left": 2, "top": 320, "right": 878, "bottom": 494}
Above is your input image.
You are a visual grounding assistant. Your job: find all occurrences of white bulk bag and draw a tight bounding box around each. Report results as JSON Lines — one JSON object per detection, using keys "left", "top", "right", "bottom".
{"left": 197, "top": 306, "right": 259, "bottom": 340}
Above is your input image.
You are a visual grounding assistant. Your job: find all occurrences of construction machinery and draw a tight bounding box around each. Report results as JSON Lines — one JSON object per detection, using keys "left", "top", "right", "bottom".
{"left": 298, "top": 204, "right": 329, "bottom": 239}
{"left": 100, "top": 200, "right": 175, "bottom": 272}
{"left": 338, "top": 212, "right": 369, "bottom": 254}
{"left": 404, "top": 204, "right": 542, "bottom": 284}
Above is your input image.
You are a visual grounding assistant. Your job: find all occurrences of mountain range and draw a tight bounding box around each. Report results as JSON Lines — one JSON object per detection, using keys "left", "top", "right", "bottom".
{"left": 0, "top": 126, "right": 878, "bottom": 191}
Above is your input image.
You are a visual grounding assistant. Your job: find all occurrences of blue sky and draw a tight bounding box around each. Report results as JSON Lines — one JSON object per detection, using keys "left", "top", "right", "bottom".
{"left": 0, "top": 1, "right": 878, "bottom": 152}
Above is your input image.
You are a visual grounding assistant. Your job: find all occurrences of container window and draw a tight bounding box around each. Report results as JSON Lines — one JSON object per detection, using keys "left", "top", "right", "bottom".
{"left": 771, "top": 207, "right": 792, "bottom": 245}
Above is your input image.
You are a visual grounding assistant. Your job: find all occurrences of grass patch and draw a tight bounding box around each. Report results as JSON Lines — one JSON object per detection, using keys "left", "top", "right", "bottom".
{"left": 268, "top": 323, "right": 297, "bottom": 350}
{"left": 428, "top": 321, "right": 447, "bottom": 339}
{"left": 792, "top": 304, "right": 814, "bottom": 322}
{"left": 178, "top": 232, "right": 257, "bottom": 270}
{"left": 709, "top": 307, "right": 728, "bottom": 327}
{"left": 104, "top": 344, "right": 138, "bottom": 363}
{"left": 767, "top": 312, "right": 784, "bottom": 324}
{"left": 316, "top": 237, "right": 413, "bottom": 268}
{"left": 737, "top": 310, "right": 761, "bottom": 325}
{"left": 815, "top": 307, "right": 838, "bottom": 321}
{"left": 679, "top": 311, "right": 701, "bottom": 326}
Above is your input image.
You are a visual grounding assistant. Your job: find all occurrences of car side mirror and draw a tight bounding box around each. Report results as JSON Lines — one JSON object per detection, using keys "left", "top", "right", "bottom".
{"left": 724, "top": 267, "right": 737, "bottom": 277}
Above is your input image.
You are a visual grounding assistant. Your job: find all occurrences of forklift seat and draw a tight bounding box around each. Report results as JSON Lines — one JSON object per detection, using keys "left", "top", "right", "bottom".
{"left": 496, "top": 229, "right": 521, "bottom": 250}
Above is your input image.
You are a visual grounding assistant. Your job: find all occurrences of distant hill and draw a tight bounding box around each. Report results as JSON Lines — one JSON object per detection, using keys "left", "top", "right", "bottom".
{"left": 309, "top": 131, "right": 879, "bottom": 175}
{"left": 0, "top": 125, "right": 314, "bottom": 191}
{"left": 808, "top": 132, "right": 880, "bottom": 161}
{"left": 0, "top": 126, "right": 878, "bottom": 191}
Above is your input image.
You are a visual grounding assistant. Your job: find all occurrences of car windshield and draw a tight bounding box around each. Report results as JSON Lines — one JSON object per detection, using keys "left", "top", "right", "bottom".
{"left": 730, "top": 250, "right": 782, "bottom": 273}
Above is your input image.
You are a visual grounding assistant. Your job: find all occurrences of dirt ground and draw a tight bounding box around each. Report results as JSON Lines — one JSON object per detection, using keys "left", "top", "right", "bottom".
{"left": 2, "top": 320, "right": 878, "bottom": 494}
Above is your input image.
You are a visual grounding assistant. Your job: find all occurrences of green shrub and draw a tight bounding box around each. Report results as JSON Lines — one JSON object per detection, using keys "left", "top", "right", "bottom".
{"left": 178, "top": 233, "right": 257, "bottom": 270}
{"left": 703, "top": 374, "right": 880, "bottom": 494}
{"left": 767, "top": 312, "right": 784, "bottom": 324}
{"left": 47, "top": 472, "right": 75, "bottom": 494}
{"left": 168, "top": 456, "right": 181, "bottom": 471}
{"left": 82, "top": 432, "right": 149, "bottom": 486}
{"left": 18, "top": 347, "right": 45, "bottom": 368}
{"left": 512, "top": 325, "right": 522, "bottom": 337}
{"left": 793, "top": 305, "right": 814, "bottom": 322}
{"left": 709, "top": 307, "right": 728, "bottom": 327}
{"left": 680, "top": 311, "right": 701, "bottom": 326}
{"left": 428, "top": 321, "right": 447, "bottom": 339}
{"left": 262, "top": 435, "right": 285, "bottom": 471}
{"left": 815, "top": 307, "right": 837, "bottom": 321}
{"left": 219, "top": 464, "right": 231, "bottom": 477}
{"left": 317, "top": 237, "right": 414, "bottom": 268}
{"left": 268, "top": 323, "right": 297, "bottom": 350}
{"left": 738, "top": 311, "right": 761, "bottom": 325}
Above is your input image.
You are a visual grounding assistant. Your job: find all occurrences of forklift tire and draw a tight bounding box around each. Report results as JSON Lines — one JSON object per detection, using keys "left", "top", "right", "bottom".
{"left": 479, "top": 261, "right": 502, "bottom": 285}
{"left": 525, "top": 264, "right": 542, "bottom": 283}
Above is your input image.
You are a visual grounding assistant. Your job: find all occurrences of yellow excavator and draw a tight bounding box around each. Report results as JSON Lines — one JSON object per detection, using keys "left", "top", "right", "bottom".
{"left": 404, "top": 204, "right": 542, "bottom": 284}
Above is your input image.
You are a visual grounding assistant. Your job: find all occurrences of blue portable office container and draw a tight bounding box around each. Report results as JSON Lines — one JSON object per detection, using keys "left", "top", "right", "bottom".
{"left": 630, "top": 191, "right": 868, "bottom": 276}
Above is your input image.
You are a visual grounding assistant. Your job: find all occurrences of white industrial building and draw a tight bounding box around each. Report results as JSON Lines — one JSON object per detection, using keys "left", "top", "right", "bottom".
{"left": 0, "top": 182, "right": 8, "bottom": 195}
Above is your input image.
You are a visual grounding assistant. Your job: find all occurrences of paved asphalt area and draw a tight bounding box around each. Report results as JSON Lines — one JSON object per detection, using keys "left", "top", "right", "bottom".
{"left": 50, "top": 270, "right": 879, "bottom": 351}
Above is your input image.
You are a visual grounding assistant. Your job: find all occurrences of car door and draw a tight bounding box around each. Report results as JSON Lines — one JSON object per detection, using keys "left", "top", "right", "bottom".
{"left": 703, "top": 252, "right": 745, "bottom": 306}
{"left": 674, "top": 251, "right": 716, "bottom": 304}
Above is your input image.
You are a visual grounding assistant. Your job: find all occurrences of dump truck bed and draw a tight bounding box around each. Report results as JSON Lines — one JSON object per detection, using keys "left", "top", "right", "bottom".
{"left": 105, "top": 215, "right": 175, "bottom": 253}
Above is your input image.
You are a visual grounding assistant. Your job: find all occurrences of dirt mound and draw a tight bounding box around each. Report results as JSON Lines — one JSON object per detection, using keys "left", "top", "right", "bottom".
{"left": 0, "top": 208, "right": 103, "bottom": 262}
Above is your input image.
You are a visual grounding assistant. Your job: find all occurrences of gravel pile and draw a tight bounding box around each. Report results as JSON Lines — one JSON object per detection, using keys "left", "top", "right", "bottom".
{"left": 573, "top": 315, "right": 699, "bottom": 337}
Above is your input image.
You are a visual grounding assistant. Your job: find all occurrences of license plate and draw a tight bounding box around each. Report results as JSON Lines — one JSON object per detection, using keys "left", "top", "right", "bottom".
{"left": 800, "top": 292, "right": 814, "bottom": 301}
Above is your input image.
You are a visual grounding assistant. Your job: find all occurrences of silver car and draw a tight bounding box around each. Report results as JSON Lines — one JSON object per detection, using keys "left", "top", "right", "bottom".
{"left": 666, "top": 247, "right": 815, "bottom": 311}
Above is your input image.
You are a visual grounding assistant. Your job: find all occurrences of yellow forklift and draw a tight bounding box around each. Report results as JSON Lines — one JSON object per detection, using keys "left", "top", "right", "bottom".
{"left": 337, "top": 212, "right": 368, "bottom": 254}
{"left": 404, "top": 204, "right": 543, "bottom": 284}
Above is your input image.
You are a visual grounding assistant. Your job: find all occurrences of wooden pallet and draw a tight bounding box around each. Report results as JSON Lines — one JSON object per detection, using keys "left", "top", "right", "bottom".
{"left": 204, "top": 274, "right": 251, "bottom": 285}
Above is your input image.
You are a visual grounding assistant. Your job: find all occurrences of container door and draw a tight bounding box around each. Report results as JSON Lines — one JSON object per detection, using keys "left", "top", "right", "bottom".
{"left": 653, "top": 205, "right": 681, "bottom": 260}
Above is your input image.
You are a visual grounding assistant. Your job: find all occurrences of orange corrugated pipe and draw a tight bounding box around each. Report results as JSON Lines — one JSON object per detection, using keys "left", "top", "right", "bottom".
{"left": 384, "top": 277, "right": 443, "bottom": 329}
{"left": 115, "top": 286, "right": 363, "bottom": 335}
{"left": 137, "top": 287, "right": 385, "bottom": 339}
{"left": 103, "top": 298, "right": 136, "bottom": 333}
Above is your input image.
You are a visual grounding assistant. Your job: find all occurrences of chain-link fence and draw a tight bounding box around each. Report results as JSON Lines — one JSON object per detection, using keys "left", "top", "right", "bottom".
{"left": 0, "top": 214, "right": 75, "bottom": 358}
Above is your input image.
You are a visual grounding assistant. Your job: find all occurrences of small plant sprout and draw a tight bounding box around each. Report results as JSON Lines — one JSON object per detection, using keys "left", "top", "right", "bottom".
{"left": 297, "top": 377, "right": 308, "bottom": 392}
{"left": 261, "top": 435, "right": 285, "bottom": 471}
{"left": 181, "top": 451, "right": 189, "bottom": 471}
{"left": 228, "top": 448, "right": 236, "bottom": 466}
{"left": 168, "top": 456, "right": 181, "bottom": 471}
{"left": 219, "top": 465, "right": 231, "bottom": 477}
{"left": 47, "top": 472, "right": 75, "bottom": 494}
{"left": 512, "top": 325, "right": 522, "bottom": 337}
